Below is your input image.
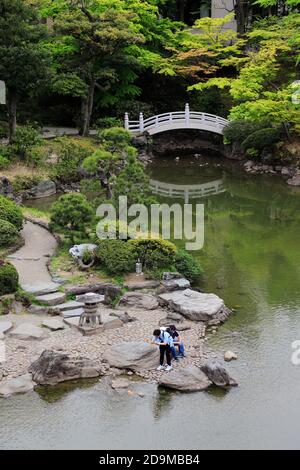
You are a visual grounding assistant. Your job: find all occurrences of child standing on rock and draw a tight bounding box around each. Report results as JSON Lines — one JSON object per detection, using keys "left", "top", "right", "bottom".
{"left": 152, "top": 328, "right": 173, "bottom": 371}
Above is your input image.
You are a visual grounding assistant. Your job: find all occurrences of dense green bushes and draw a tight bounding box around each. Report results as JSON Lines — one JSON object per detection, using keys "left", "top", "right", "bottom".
{"left": 50, "top": 193, "right": 94, "bottom": 243}
{"left": 0, "top": 196, "right": 23, "bottom": 231}
{"left": 128, "top": 238, "right": 177, "bottom": 269}
{"left": 241, "top": 128, "right": 281, "bottom": 152}
{"left": 223, "top": 120, "right": 265, "bottom": 144}
{"left": 0, "top": 220, "right": 19, "bottom": 247}
{"left": 174, "top": 250, "right": 202, "bottom": 282}
{"left": 0, "top": 261, "right": 19, "bottom": 295}
{"left": 53, "top": 137, "right": 96, "bottom": 183}
{"left": 97, "top": 239, "right": 136, "bottom": 274}
{"left": 11, "top": 125, "right": 43, "bottom": 159}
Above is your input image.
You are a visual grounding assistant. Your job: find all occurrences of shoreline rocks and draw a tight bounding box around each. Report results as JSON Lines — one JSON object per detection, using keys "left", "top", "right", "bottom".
{"left": 28, "top": 350, "right": 103, "bottom": 386}
{"left": 104, "top": 342, "right": 159, "bottom": 371}
{"left": 159, "top": 365, "right": 212, "bottom": 392}
{"left": 158, "top": 289, "right": 230, "bottom": 324}
{"left": 200, "top": 361, "right": 238, "bottom": 388}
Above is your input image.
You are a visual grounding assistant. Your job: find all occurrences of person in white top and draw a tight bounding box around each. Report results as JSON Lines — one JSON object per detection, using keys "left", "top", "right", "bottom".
{"left": 151, "top": 328, "right": 173, "bottom": 371}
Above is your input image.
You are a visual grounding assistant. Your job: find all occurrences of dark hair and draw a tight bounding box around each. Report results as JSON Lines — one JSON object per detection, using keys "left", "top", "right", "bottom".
{"left": 153, "top": 329, "right": 161, "bottom": 336}
{"left": 169, "top": 325, "right": 176, "bottom": 331}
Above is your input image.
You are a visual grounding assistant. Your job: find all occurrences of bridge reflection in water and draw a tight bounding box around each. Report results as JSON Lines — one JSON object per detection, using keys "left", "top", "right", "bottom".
{"left": 149, "top": 178, "right": 225, "bottom": 203}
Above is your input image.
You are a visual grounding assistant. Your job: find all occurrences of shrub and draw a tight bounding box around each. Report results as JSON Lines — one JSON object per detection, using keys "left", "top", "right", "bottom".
{"left": 12, "top": 175, "right": 42, "bottom": 192}
{"left": 95, "top": 117, "right": 123, "bottom": 129}
{"left": 174, "top": 250, "right": 202, "bottom": 282}
{"left": 53, "top": 137, "right": 95, "bottom": 182}
{"left": 0, "top": 196, "right": 23, "bottom": 231}
{"left": 0, "top": 261, "right": 19, "bottom": 295}
{"left": 11, "top": 125, "right": 43, "bottom": 159}
{"left": 223, "top": 120, "right": 269, "bottom": 144}
{"left": 97, "top": 239, "right": 136, "bottom": 274}
{"left": 50, "top": 193, "right": 94, "bottom": 243}
{"left": 241, "top": 128, "right": 281, "bottom": 152}
{"left": 0, "top": 156, "right": 9, "bottom": 169}
{"left": 98, "top": 127, "right": 132, "bottom": 152}
{"left": 129, "top": 238, "right": 177, "bottom": 270}
{"left": 0, "top": 219, "right": 19, "bottom": 247}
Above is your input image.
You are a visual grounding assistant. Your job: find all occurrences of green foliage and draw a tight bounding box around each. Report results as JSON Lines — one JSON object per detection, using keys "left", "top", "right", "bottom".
{"left": 0, "top": 261, "right": 19, "bottom": 295}
{"left": 97, "top": 239, "right": 136, "bottom": 274}
{"left": 174, "top": 249, "right": 202, "bottom": 282}
{"left": 0, "top": 156, "right": 10, "bottom": 170}
{"left": 0, "top": 219, "right": 19, "bottom": 247}
{"left": 0, "top": 195, "right": 23, "bottom": 231}
{"left": 12, "top": 175, "right": 42, "bottom": 192}
{"left": 129, "top": 238, "right": 177, "bottom": 269}
{"left": 53, "top": 137, "right": 95, "bottom": 182}
{"left": 113, "top": 154, "right": 156, "bottom": 207}
{"left": 11, "top": 125, "right": 43, "bottom": 159}
{"left": 98, "top": 127, "right": 132, "bottom": 153}
{"left": 223, "top": 120, "right": 268, "bottom": 144}
{"left": 50, "top": 193, "right": 94, "bottom": 243}
{"left": 95, "top": 117, "right": 123, "bottom": 129}
{"left": 241, "top": 128, "right": 281, "bottom": 151}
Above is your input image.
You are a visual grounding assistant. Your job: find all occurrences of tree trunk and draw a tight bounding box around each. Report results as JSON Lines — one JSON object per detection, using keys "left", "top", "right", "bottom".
{"left": 7, "top": 89, "right": 18, "bottom": 143}
{"left": 80, "top": 80, "right": 95, "bottom": 137}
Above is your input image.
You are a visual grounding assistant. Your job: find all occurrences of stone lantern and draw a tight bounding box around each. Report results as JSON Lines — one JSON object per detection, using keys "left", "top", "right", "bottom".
{"left": 79, "top": 292, "right": 103, "bottom": 328}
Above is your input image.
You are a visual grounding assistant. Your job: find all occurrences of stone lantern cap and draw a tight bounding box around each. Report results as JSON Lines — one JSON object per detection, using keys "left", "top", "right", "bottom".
{"left": 81, "top": 292, "right": 103, "bottom": 304}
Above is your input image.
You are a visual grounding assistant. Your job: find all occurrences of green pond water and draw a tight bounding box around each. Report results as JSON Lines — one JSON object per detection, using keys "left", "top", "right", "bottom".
{"left": 1, "top": 154, "right": 300, "bottom": 449}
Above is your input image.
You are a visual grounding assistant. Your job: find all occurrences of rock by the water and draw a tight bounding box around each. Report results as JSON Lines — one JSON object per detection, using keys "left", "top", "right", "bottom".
{"left": 104, "top": 342, "right": 158, "bottom": 371}
{"left": 42, "top": 318, "right": 65, "bottom": 331}
{"left": 0, "top": 374, "right": 35, "bottom": 397}
{"left": 111, "top": 378, "right": 130, "bottom": 389}
{"left": 224, "top": 351, "right": 238, "bottom": 362}
{"left": 9, "top": 324, "right": 49, "bottom": 341}
{"left": 28, "top": 350, "right": 102, "bottom": 385}
{"left": 287, "top": 172, "right": 300, "bottom": 186}
{"left": 159, "top": 365, "right": 212, "bottom": 392}
{"left": 161, "top": 278, "right": 191, "bottom": 291}
{"left": 158, "top": 289, "right": 228, "bottom": 323}
{"left": 119, "top": 292, "right": 159, "bottom": 310}
{"left": 29, "top": 180, "right": 56, "bottom": 199}
{"left": 200, "top": 361, "right": 237, "bottom": 387}
{"left": 0, "top": 321, "right": 13, "bottom": 335}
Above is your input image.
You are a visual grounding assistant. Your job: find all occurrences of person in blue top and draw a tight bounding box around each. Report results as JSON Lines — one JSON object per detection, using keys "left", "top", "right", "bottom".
{"left": 152, "top": 328, "right": 173, "bottom": 371}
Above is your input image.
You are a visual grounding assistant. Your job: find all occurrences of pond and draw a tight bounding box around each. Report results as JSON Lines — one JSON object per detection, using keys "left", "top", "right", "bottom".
{"left": 1, "top": 153, "right": 300, "bottom": 449}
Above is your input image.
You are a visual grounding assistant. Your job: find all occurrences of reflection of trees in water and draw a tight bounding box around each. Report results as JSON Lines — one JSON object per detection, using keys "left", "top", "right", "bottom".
{"left": 152, "top": 387, "right": 176, "bottom": 420}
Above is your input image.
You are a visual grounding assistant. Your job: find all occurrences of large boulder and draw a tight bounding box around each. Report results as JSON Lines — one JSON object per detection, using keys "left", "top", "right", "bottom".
{"left": 200, "top": 361, "right": 238, "bottom": 387}
{"left": 28, "top": 350, "right": 102, "bottom": 385}
{"left": 158, "top": 289, "right": 230, "bottom": 323}
{"left": 29, "top": 180, "right": 56, "bottom": 199}
{"left": 159, "top": 365, "right": 212, "bottom": 392}
{"left": 0, "top": 374, "right": 35, "bottom": 398}
{"left": 287, "top": 172, "right": 300, "bottom": 186}
{"left": 9, "top": 324, "right": 49, "bottom": 341}
{"left": 104, "top": 342, "right": 158, "bottom": 371}
{"left": 119, "top": 292, "right": 159, "bottom": 310}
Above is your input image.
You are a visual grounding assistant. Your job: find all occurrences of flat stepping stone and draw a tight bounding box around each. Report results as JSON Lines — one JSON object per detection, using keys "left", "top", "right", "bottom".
{"left": 22, "top": 282, "right": 60, "bottom": 296}
{"left": 9, "top": 324, "right": 49, "bottom": 341}
{"left": 36, "top": 292, "right": 66, "bottom": 306}
{"left": 62, "top": 307, "right": 84, "bottom": 318}
{"left": 56, "top": 301, "right": 84, "bottom": 312}
{"left": 76, "top": 294, "right": 105, "bottom": 303}
{"left": 63, "top": 316, "right": 80, "bottom": 327}
{"left": 0, "top": 321, "right": 13, "bottom": 335}
{"left": 42, "top": 318, "right": 65, "bottom": 331}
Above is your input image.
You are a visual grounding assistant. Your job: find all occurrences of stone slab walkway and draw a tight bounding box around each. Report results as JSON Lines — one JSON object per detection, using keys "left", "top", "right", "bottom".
{"left": 7, "top": 220, "right": 59, "bottom": 294}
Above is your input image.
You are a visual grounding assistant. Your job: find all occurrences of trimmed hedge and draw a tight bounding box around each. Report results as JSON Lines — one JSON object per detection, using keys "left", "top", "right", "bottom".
{"left": 0, "top": 219, "right": 19, "bottom": 247}
{"left": 0, "top": 261, "right": 19, "bottom": 295}
{"left": 129, "top": 238, "right": 177, "bottom": 269}
{"left": 241, "top": 127, "right": 281, "bottom": 152}
{"left": 97, "top": 239, "right": 136, "bottom": 274}
{"left": 175, "top": 249, "right": 202, "bottom": 282}
{"left": 0, "top": 196, "right": 23, "bottom": 231}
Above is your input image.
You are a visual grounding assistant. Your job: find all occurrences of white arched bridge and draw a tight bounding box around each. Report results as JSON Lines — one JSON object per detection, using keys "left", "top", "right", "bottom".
{"left": 150, "top": 178, "right": 225, "bottom": 203}
{"left": 124, "top": 104, "right": 229, "bottom": 136}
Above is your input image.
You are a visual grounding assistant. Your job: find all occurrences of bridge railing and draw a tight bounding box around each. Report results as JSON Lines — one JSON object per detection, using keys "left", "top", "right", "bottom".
{"left": 125, "top": 104, "right": 229, "bottom": 134}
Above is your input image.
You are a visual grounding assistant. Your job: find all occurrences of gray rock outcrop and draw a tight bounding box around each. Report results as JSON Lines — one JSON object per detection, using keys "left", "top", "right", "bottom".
{"left": 104, "top": 342, "right": 158, "bottom": 371}
{"left": 9, "top": 324, "right": 50, "bottom": 341}
{"left": 200, "top": 361, "right": 238, "bottom": 387}
{"left": 159, "top": 365, "right": 212, "bottom": 392}
{"left": 158, "top": 289, "right": 230, "bottom": 324}
{"left": 0, "top": 374, "right": 35, "bottom": 398}
{"left": 28, "top": 350, "right": 102, "bottom": 385}
{"left": 119, "top": 292, "right": 159, "bottom": 310}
